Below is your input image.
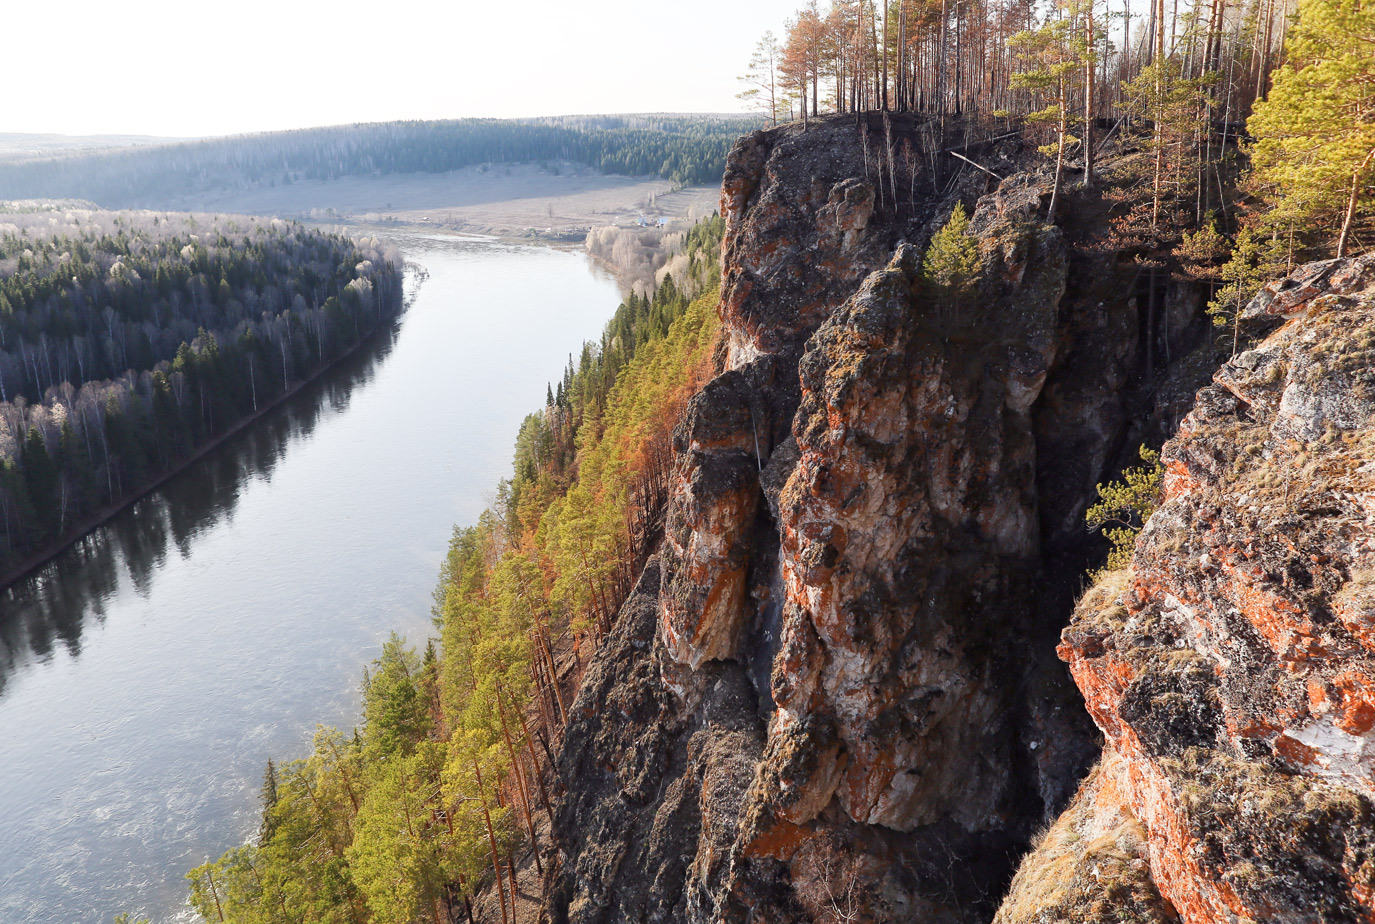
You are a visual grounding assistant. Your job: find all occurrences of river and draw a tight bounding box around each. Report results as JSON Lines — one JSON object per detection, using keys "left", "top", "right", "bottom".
{"left": 0, "top": 233, "right": 621, "bottom": 924}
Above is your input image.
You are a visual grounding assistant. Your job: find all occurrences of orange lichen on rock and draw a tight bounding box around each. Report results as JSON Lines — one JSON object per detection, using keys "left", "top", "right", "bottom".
{"left": 1012, "top": 253, "right": 1375, "bottom": 924}
{"left": 994, "top": 748, "right": 1177, "bottom": 924}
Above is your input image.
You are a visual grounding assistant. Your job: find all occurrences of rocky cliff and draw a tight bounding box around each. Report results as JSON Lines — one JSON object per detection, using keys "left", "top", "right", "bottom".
{"left": 544, "top": 115, "right": 1224, "bottom": 923}
{"left": 998, "top": 253, "right": 1375, "bottom": 924}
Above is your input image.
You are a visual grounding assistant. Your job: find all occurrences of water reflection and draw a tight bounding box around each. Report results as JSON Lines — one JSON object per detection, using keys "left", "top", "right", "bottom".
{"left": 0, "top": 321, "right": 401, "bottom": 698}
{"left": 0, "top": 234, "right": 619, "bottom": 924}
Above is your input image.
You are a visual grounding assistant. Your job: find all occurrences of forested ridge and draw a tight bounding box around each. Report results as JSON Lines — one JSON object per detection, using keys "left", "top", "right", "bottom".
{"left": 0, "top": 207, "right": 403, "bottom": 576}
{"left": 0, "top": 116, "right": 751, "bottom": 209}
{"left": 742, "top": 0, "right": 1372, "bottom": 285}
{"left": 186, "top": 215, "right": 725, "bottom": 924}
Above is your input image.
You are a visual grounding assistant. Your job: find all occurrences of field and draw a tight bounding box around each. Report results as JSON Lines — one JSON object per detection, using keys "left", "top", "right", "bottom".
{"left": 145, "top": 161, "right": 722, "bottom": 238}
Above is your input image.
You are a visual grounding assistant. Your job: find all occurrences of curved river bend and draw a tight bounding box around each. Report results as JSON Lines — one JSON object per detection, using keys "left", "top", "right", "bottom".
{"left": 0, "top": 234, "right": 620, "bottom": 924}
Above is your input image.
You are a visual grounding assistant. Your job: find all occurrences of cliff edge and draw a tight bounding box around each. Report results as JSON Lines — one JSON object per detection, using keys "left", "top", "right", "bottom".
{"left": 545, "top": 114, "right": 1222, "bottom": 924}
{"left": 999, "top": 253, "right": 1375, "bottom": 924}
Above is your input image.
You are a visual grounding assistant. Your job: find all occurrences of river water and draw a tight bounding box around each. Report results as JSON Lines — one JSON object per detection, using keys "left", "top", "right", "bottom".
{"left": 0, "top": 234, "right": 620, "bottom": 924}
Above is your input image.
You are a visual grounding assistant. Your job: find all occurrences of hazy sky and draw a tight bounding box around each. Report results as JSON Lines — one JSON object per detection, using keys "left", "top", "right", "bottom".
{"left": 8, "top": 0, "right": 803, "bottom": 138}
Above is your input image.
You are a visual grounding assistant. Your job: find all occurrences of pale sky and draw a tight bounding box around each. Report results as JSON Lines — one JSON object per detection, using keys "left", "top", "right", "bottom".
{"left": 7, "top": 0, "right": 804, "bottom": 138}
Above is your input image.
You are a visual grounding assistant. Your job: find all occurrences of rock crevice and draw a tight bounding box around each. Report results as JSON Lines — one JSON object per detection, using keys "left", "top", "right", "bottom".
{"left": 1001, "top": 253, "right": 1375, "bottom": 924}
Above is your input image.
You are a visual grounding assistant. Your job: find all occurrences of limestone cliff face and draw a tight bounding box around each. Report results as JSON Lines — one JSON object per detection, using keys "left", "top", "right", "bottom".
{"left": 1000, "top": 253, "right": 1375, "bottom": 924}
{"left": 547, "top": 116, "right": 1212, "bottom": 924}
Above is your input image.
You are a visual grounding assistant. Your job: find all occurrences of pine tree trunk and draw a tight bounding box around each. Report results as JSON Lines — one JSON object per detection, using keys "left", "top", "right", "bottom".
{"left": 457, "top": 877, "right": 477, "bottom": 924}
{"left": 1338, "top": 149, "right": 1375, "bottom": 259}
{"left": 1085, "top": 2, "right": 1095, "bottom": 189}
{"left": 939, "top": 0, "right": 950, "bottom": 120}
{"left": 1049, "top": 76, "right": 1067, "bottom": 223}
{"left": 856, "top": 1, "right": 864, "bottom": 111}
{"left": 514, "top": 703, "right": 557, "bottom": 823}
{"left": 1123, "top": 0, "right": 1132, "bottom": 104}
{"left": 325, "top": 739, "right": 361, "bottom": 813}
{"left": 475, "top": 760, "right": 511, "bottom": 924}
{"left": 1256, "top": 0, "right": 1275, "bottom": 99}
{"left": 531, "top": 657, "right": 554, "bottom": 738}
{"left": 898, "top": 3, "right": 908, "bottom": 111}
{"left": 539, "top": 623, "right": 568, "bottom": 725}
{"left": 495, "top": 687, "right": 541, "bottom": 874}
{"left": 204, "top": 870, "right": 226, "bottom": 923}
{"left": 882, "top": 0, "right": 889, "bottom": 109}
{"left": 1151, "top": 0, "right": 1166, "bottom": 230}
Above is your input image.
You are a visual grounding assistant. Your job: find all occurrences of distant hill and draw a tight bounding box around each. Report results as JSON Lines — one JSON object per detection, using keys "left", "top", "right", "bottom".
{"left": 0, "top": 115, "right": 755, "bottom": 210}
{"left": 0, "top": 132, "right": 190, "bottom": 162}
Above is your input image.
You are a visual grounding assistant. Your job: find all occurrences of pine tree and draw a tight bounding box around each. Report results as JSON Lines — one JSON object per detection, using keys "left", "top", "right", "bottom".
{"left": 1247, "top": 0, "right": 1375, "bottom": 257}
{"left": 922, "top": 203, "right": 981, "bottom": 319}
{"left": 347, "top": 743, "right": 450, "bottom": 924}
{"left": 1086, "top": 445, "right": 1164, "bottom": 575}
{"left": 1207, "top": 227, "right": 1287, "bottom": 354}
{"left": 739, "top": 31, "right": 785, "bottom": 125}
{"left": 1008, "top": 6, "right": 1091, "bottom": 222}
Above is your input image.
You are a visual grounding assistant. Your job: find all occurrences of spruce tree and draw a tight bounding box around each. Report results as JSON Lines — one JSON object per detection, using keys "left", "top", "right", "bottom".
{"left": 259, "top": 759, "right": 280, "bottom": 843}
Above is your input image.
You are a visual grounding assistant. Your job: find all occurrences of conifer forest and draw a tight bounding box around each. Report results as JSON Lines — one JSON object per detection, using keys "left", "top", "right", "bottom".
{"left": 0, "top": 208, "right": 403, "bottom": 574}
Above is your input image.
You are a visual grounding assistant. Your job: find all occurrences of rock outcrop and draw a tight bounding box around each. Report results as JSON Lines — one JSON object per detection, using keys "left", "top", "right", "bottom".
{"left": 1000, "top": 252, "right": 1375, "bottom": 924}
{"left": 545, "top": 559, "right": 769, "bottom": 923}
{"left": 993, "top": 747, "right": 1174, "bottom": 924}
{"left": 548, "top": 115, "right": 1219, "bottom": 924}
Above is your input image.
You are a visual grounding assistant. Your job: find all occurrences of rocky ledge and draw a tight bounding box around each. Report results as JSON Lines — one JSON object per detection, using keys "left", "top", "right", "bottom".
{"left": 1000, "top": 252, "right": 1375, "bottom": 924}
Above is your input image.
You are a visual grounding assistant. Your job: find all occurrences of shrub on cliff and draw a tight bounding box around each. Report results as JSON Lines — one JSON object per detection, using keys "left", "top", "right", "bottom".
{"left": 1086, "top": 445, "right": 1164, "bottom": 576}
{"left": 922, "top": 203, "right": 979, "bottom": 319}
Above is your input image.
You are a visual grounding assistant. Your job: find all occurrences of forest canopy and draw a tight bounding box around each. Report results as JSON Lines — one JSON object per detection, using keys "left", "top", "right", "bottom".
{"left": 0, "top": 205, "right": 404, "bottom": 574}
{"left": 740, "top": 0, "right": 1372, "bottom": 315}
{"left": 186, "top": 215, "right": 727, "bottom": 924}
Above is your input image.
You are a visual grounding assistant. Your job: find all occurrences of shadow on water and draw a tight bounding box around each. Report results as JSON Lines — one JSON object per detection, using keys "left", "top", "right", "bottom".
{"left": 0, "top": 319, "right": 404, "bottom": 699}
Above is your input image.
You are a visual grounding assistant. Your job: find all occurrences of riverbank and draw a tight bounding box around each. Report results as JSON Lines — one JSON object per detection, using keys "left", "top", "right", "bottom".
{"left": 0, "top": 297, "right": 411, "bottom": 595}
{"left": 0, "top": 234, "right": 621, "bottom": 924}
